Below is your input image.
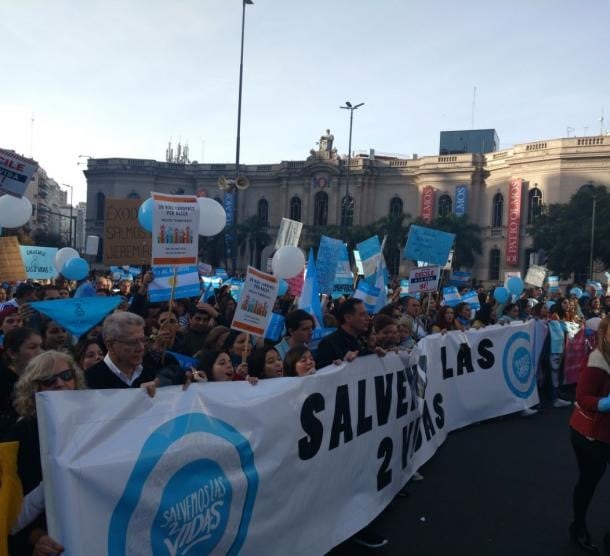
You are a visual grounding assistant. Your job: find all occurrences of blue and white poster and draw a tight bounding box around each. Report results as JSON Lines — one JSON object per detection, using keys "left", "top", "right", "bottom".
{"left": 149, "top": 266, "right": 201, "bottom": 302}
{"left": 332, "top": 243, "right": 353, "bottom": 299}
{"left": 454, "top": 185, "right": 468, "bottom": 217}
{"left": 316, "top": 236, "right": 343, "bottom": 296}
{"left": 404, "top": 225, "right": 455, "bottom": 266}
{"left": 20, "top": 246, "right": 58, "bottom": 279}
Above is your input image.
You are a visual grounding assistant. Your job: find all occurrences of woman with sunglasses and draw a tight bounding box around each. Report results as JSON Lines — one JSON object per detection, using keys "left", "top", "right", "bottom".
{"left": 6, "top": 350, "right": 86, "bottom": 556}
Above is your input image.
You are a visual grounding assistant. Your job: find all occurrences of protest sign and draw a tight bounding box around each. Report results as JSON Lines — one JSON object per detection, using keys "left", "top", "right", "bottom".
{"left": 286, "top": 268, "right": 305, "bottom": 296}
{"left": 230, "top": 266, "right": 279, "bottom": 336}
{"left": 332, "top": 243, "right": 354, "bottom": 299}
{"left": 275, "top": 217, "right": 303, "bottom": 249}
{"left": 524, "top": 265, "right": 546, "bottom": 288}
{"left": 38, "top": 323, "right": 536, "bottom": 556}
{"left": 408, "top": 265, "right": 440, "bottom": 294}
{"left": 148, "top": 266, "right": 201, "bottom": 302}
{"left": 405, "top": 225, "right": 455, "bottom": 266}
{"left": 19, "top": 246, "right": 58, "bottom": 279}
{"left": 197, "top": 262, "right": 213, "bottom": 276}
{"left": 547, "top": 275, "right": 560, "bottom": 293}
{"left": 0, "top": 237, "right": 26, "bottom": 281}
{"left": 151, "top": 193, "right": 199, "bottom": 266}
{"left": 103, "top": 199, "right": 152, "bottom": 266}
{"left": 0, "top": 149, "right": 38, "bottom": 197}
{"left": 30, "top": 297, "right": 122, "bottom": 337}
{"left": 504, "top": 271, "right": 521, "bottom": 288}
{"left": 400, "top": 279, "right": 410, "bottom": 297}
{"left": 316, "top": 235, "right": 343, "bottom": 295}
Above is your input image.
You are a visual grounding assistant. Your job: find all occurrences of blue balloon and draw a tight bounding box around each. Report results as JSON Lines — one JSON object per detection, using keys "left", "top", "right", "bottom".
{"left": 138, "top": 198, "right": 153, "bottom": 232}
{"left": 507, "top": 276, "right": 524, "bottom": 296}
{"left": 494, "top": 286, "right": 509, "bottom": 304}
{"left": 278, "top": 279, "right": 289, "bottom": 296}
{"left": 570, "top": 287, "right": 583, "bottom": 298}
{"left": 62, "top": 257, "right": 90, "bottom": 281}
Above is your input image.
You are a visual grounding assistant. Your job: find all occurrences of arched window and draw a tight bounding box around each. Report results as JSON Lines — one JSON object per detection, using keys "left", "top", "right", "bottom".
{"left": 257, "top": 199, "right": 269, "bottom": 227}
{"left": 489, "top": 248, "right": 501, "bottom": 281}
{"left": 340, "top": 195, "right": 354, "bottom": 227}
{"left": 492, "top": 193, "right": 504, "bottom": 227}
{"left": 527, "top": 187, "right": 542, "bottom": 224}
{"left": 389, "top": 197, "right": 403, "bottom": 218}
{"left": 438, "top": 194, "right": 452, "bottom": 217}
{"left": 96, "top": 192, "right": 105, "bottom": 220}
{"left": 127, "top": 191, "right": 140, "bottom": 199}
{"left": 314, "top": 191, "right": 328, "bottom": 226}
{"left": 289, "top": 196, "right": 302, "bottom": 222}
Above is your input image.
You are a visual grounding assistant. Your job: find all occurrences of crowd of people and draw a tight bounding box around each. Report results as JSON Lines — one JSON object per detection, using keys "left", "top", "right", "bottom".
{"left": 1, "top": 271, "right": 609, "bottom": 554}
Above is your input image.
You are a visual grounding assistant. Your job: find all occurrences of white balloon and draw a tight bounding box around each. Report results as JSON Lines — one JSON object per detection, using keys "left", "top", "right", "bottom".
{"left": 198, "top": 197, "right": 227, "bottom": 236}
{"left": 0, "top": 195, "right": 32, "bottom": 228}
{"left": 55, "top": 247, "right": 79, "bottom": 273}
{"left": 271, "top": 246, "right": 305, "bottom": 279}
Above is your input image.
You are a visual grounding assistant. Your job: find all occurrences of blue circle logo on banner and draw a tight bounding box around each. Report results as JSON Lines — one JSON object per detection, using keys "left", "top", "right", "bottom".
{"left": 108, "top": 413, "right": 258, "bottom": 555}
{"left": 502, "top": 331, "right": 535, "bottom": 398}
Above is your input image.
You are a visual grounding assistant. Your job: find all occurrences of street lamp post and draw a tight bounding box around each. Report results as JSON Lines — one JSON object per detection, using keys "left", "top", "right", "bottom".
{"left": 62, "top": 183, "right": 74, "bottom": 248}
{"left": 231, "top": 0, "right": 253, "bottom": 275}
{"left": 589, "top": 195, "right": 596, "bottom": 280}
{"left": 339, "top": 101, "right": 364, "bottom": 228}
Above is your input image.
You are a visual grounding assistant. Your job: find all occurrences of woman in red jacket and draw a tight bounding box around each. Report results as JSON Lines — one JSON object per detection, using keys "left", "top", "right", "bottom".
{"left": 569, "top": 316, "right": 610, "bottom": 554}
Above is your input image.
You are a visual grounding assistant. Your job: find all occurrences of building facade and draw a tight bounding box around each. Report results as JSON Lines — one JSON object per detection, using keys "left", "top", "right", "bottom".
{"left": 84, "top": 133, "right": 610, "bottom": 285}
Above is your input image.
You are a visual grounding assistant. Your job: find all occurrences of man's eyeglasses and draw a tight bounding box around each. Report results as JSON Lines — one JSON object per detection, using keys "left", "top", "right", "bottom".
{"left": 37, "top": 369, "right": 75, "bottom": 387}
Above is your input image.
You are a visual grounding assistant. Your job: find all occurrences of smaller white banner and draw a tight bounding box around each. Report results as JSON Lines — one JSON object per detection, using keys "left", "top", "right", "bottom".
{"left": 230, "top": 266, "right": 279, "bottom": 336}
{"left": 524, "top": 265, "right": 547, "bottom": 287}
{"left": 408, "top": 265, "right": 440, "bottom": 293}
{"left": 275, "top": 217, "right": 303, "bottom": 249}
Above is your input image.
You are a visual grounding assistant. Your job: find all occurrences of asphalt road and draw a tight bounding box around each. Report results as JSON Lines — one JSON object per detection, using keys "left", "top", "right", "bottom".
{"left": 328, "top": 404, "right": 610, "bottom": 556}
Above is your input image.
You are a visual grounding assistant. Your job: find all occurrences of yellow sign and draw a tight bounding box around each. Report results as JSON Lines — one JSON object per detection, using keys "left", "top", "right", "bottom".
{"left": 0, "top": 237, "right": 27, "bottom": 281}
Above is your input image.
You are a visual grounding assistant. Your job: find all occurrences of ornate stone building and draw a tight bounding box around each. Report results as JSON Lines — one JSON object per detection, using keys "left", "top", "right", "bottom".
{"left": 84, "top": 133, "right": 610, "bottom": 285}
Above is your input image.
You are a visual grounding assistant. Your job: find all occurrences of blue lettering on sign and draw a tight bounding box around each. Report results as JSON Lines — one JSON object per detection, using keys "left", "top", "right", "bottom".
{"left": 108, "top": 412, "right": 258, "bottom": 555}
{"left": 502, "top": 331, "right": 536, "bottom": 398}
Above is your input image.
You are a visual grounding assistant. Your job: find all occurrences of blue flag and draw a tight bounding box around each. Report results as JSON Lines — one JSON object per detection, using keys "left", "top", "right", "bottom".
{"left": 353, "top": 279, "right": 381, "bottom": 314}
{"left": 264, "top": 313, "right": 285, "bottom": 342}
{"left": 356, "top": 236, "right": 381, "bottom": 283}
{"left": 316, "top": 235, "right": 343, "bottom": 295}
{"left": 30, "top": 297, "right": 122, "bottom": 337}
{"left": 166, "top": 350, "right": 198, "bottom": 369}
{"left": 299, "top": 249, "right": 324, "bottom": 327}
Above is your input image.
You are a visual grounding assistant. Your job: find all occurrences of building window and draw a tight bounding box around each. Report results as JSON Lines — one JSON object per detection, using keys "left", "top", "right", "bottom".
{"left": 492, "top": 193, "right": 504, "bottom": 227}
{"left": 489, "top": 248, "right": 501, "bottom": 281}
{"left": 389, "top": 197, "right": 403, "bottom": 218}
{"left": 340, "top": 195, "right": 354, "bottom": 227}
{"left": 438, "top": 194, "right": 452, "bottom": 217}
{"left": 96, "top": 192, "right": 105, "bottom": 220}
{"left": 314, "top": 192, "right": 328, "bottom": 226}
{"left": 527, "top": 187, "right": 542, "bottom": 224}
{"left": 290, "top": 196, "right": 302, "bottom": 222}
{"left": 257, "top": 199, "right": 269, "bottom": 227}
{"left": 127, "top": 191, "right": 140, "bottom": 199}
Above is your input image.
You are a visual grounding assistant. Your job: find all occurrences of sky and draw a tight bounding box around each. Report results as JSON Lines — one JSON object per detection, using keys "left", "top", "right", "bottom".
{"left": 2, "top": 0, "right": 610, "bottom": 204}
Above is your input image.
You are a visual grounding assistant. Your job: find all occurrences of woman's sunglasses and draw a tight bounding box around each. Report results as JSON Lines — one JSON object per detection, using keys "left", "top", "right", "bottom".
{"left": 37, "top": 368, "right": 75, "bottom": 387}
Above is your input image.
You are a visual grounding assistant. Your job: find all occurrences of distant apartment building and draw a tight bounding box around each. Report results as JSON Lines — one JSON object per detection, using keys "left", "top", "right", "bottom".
{"left": 439, "top": 129, "right": 499, "bottom": 155}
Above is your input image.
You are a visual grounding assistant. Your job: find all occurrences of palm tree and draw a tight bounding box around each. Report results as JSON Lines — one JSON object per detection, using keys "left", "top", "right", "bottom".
{"left": 237, "top": 215, "right": 272, "bottom": 269}
{"left": 372, "top": 212, "right": 411, "bottom": 275}
{"left": 412, "top": 214, "right": 482, "bottom": 269}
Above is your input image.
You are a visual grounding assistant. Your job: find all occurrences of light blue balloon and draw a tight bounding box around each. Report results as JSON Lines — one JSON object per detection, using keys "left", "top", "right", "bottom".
{"left": 62, "top": 257, "right": 90, "bottom": 281}
{"left": 507, "top": 276, "right": 524, "bottom": 296}
{"left": 138, "top": 198, "right": 153, "bottom": 232}
{"left": 494, "top": 286, "right": 509, "bottom": 303}
{"left": 278, "top": 279, "right": 289, "bottom": 296}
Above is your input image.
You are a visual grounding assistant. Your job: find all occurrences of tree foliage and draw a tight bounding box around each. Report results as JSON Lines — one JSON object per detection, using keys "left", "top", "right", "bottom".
{"left": 528, "top": 185, "right": 610, "bottom": 279}
{"left": 237, "top": 215, "right": 272, "bottom": 269}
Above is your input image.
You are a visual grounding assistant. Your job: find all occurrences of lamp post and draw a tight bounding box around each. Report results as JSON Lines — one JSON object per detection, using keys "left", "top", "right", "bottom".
{"left": 339, "top": 101, "right": 364, "bottom": 228}
{"left": 231, "top": 0, "right": 253, "bottom": 275}
{"left": 62, "top": 183, "right": 74, "bottom": 248}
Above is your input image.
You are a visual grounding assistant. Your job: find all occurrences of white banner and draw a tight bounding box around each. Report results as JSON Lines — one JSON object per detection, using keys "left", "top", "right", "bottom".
{"left": 524, "top": 264, "right": 547, "bottom": 287}
{"left": 408, "top": 265, "right": 440, "bottom": 293}
{"left": 275, "top": 217, "right": 303, "bottom": 249}
{"left": 230, "top": 266, "right": 278, "bottom": 336}
{"left": 151, "top": 192, "right": 199, "bottom": 266}
{"left": 37, "top": 323, "right": 538, "bottom": 555}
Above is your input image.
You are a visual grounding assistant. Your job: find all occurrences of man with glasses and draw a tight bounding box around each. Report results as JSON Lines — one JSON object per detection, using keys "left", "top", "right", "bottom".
{"left": 85, "top": 312, "right": 158, "bottom": 389}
